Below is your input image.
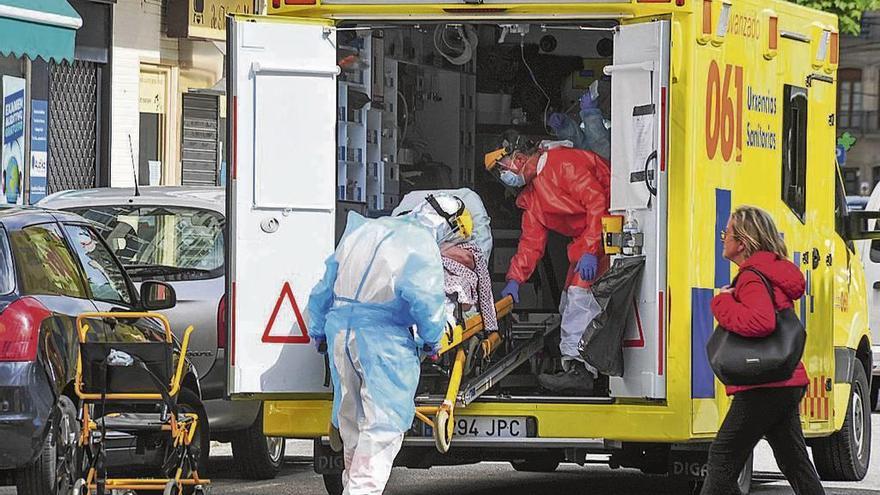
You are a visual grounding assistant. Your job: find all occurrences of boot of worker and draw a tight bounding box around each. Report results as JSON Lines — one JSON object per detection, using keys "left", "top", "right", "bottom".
{"left": 537, "top": 360, "right": 595, "bottom": 395}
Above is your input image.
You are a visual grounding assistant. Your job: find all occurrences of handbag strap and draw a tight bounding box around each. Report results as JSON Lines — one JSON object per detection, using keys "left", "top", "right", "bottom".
{"left": 735, "top": 267, "right": 778, "bottom": 311}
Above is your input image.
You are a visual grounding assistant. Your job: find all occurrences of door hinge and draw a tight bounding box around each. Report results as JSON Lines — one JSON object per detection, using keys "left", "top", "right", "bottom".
{"left": 826, "top": 253, "right": 833, "bottom": 267}
{"left": 812, "top": 248, "right": 820, "bottom": 270}
{"left": 825, "top": 378, "right": 833, "bottom": 392}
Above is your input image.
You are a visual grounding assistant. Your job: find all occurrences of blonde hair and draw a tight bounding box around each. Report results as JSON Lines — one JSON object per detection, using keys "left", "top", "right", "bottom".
{"left": 729, "top": 206, "right": 788, "bottom": 259}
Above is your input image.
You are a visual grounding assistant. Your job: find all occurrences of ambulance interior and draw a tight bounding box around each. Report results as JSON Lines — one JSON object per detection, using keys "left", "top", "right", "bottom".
{"left": 334, "top": 21, "right": 668, "bottom": 406}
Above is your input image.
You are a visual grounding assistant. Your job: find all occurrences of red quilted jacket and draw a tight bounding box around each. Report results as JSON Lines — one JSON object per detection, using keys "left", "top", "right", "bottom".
{"left": 710, "top": 251, "right": 810, "bottom": 395}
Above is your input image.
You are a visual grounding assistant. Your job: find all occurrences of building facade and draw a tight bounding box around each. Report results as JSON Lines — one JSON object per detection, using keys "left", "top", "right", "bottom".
{"left": 0, "top": 0, "right": 112, "bottom": 204}
{"left": 838, "top": 11, "right": 880, "bottom": 196}
{"left": 111, "top": 0, "right": 257, "bottom": 189}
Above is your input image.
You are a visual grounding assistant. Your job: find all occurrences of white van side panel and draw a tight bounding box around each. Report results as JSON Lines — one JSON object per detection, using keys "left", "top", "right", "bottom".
{"left": 227, "top": 17, "right": 337, "bottom": 395}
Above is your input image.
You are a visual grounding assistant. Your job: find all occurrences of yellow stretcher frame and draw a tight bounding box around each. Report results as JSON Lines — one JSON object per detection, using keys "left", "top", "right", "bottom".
{"left": 415, "top": 296, "right": 514, "bottom": 453}
{"left": 74, "top": 312, "right": 210, "bottom": 495}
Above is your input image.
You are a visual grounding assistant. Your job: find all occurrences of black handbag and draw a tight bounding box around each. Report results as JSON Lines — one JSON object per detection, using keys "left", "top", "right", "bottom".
{"left": 706, "top": 268, "right": 806, "bottom": 386}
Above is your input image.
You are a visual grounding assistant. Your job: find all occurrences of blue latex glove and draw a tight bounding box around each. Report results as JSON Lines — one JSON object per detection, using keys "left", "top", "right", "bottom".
{"left": 580, "top": 90, "right": 597, "bottom": 112}
{"left": 501, "top": 280, "right": 521, "bottom": 304}
{"left": 422, "top": 342, "right": 442, "bottom": 361}
{"left": 312, "top": 335, "right": 327, "bottom": 354}
{"left": 575, "top": 253, "right": 599, "bottom": 281}
{"left": 548, "top": 112, "right": 567, "bottom": 132}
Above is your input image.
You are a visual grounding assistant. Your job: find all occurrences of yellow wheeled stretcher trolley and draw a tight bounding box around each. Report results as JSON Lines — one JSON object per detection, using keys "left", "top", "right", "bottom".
{"left": 414, "top": 296, "right": 560, "bottom": 453}
{"left": 73, "top": 312, "right": 210, "bottom": 495}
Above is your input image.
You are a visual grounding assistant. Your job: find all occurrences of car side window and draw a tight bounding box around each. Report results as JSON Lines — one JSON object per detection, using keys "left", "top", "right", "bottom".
{"left": 871, "top": 241, "right": 880, "bottom": 263}
{"left": 63, "top": 224, "right": 132, "bottom": 305}
{"left": 10, "top": 223, "right": 88, "bottom": 298}
{"left": 0, "top": 228, "right": 15, "bottom": 295}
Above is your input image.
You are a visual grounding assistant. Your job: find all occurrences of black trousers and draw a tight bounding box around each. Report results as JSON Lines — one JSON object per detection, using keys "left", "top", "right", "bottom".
{"left": 700, "top": 386, "right": 825, "bottom": 495}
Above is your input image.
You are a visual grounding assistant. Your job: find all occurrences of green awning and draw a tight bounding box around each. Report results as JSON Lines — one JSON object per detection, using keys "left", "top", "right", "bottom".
{"left": 0, "top": 0, "right": 82, "bottom": 63}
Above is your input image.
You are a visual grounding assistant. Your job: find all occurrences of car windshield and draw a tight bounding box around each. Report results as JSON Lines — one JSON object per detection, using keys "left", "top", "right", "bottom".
{"left": 70, "top": 205, "right": 224, "bottom": 280}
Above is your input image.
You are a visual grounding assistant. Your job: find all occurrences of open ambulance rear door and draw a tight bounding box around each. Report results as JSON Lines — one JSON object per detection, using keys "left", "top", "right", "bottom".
{"left": 607, "top": 20, "right": 670, "bottom": 400}
{"left": 226, "top": 16, "right": 337, "bottom": 396}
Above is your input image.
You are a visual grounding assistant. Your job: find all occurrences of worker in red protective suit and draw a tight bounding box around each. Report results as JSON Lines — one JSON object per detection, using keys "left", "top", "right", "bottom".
{"left": 485, "top": 136, "right": 611, "bottom": 394}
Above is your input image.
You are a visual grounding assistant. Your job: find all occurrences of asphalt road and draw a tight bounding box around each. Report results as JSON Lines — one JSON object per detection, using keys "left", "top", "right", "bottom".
{"left": 200, "top": 413, "right": 880, "bottom": 495}
{"left": 4, "top": 414, "right": 876, "bottom": 494}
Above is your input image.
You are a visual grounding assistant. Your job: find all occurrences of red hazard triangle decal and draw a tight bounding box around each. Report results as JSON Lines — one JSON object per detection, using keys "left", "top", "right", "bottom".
{"left": 261, "top": 281, "right": 310, "bottom": 344}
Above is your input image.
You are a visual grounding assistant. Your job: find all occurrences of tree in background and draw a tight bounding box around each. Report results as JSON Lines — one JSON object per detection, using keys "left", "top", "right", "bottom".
{"left": 795, "top": 0, "right": 879, "bottom": 35}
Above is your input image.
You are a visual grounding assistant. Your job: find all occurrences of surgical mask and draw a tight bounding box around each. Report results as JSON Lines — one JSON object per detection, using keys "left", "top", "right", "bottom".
{"left": 500, "top": 170, "right": 526, "bottom": 188}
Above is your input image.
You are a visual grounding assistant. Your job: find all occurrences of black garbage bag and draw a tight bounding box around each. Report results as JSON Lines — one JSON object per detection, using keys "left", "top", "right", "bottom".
{"left": 577, "top": 256, "right": 646, "bottom": 377}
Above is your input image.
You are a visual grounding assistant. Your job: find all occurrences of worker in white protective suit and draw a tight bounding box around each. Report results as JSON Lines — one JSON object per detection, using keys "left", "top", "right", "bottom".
{"left": 306, "top": 194, "right": 473, "bottom": 495}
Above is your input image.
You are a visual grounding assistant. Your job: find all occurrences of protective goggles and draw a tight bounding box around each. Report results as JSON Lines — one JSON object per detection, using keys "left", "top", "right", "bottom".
{"left": 426, "top": 194, "right": 474, "bottom": 242}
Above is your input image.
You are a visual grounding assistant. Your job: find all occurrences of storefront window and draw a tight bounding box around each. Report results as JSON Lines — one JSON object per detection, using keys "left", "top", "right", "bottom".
{"left": 139, "top": 66, "right": 168, "bottom": 186}
{"left": 0, "top": 55, "right": 28, "bottom": 206}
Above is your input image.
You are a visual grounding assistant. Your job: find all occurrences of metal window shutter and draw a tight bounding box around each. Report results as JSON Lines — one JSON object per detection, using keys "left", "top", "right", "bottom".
{"left": 181, "top": 93, "right": 220, "bottom": 186}
{"left": 47, "top": 59, "right": 98, "bottom": 194}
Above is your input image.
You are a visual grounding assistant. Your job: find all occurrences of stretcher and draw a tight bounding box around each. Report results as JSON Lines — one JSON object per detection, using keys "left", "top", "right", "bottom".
{"left": 73, "top": 312, "right": 210, "bottom": 495}
{"left": 414, "top": 296, "right": 561, "bottom": 453}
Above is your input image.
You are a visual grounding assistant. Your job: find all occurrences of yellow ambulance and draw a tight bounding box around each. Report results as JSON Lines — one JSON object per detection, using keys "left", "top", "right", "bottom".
{"left": 224, "top": 1, "right": 877, "bottom": 493}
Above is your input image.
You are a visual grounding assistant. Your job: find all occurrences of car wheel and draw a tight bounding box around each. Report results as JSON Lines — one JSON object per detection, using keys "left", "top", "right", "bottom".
{"left": 232, "top": 407, "right": 285, "bottom": 480}
{"left": 15, "top": 395, "right": 81, "bottom": 495}
{"left": 870, "top": 377, "right": 879, "bottom": 412}
{"left": 813, "top": 363, "right": 872, "bottom": 481}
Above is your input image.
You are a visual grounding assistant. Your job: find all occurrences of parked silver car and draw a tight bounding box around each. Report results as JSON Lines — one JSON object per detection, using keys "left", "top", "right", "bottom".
{"left": 39, "top": 186, "right": 286, "bottom": 479}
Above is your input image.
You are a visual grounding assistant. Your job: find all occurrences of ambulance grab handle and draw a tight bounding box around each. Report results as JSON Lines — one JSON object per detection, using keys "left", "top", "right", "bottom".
{"left": 251, "top": 62, "right": 341, "bottom": 77}
{"left": 603, "top": 61, "right": 656, "bottom": 76}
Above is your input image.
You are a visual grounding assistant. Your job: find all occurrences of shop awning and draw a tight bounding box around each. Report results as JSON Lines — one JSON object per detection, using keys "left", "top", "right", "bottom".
{"left": 0, "top": 0, "right": 82, "bottom": 63}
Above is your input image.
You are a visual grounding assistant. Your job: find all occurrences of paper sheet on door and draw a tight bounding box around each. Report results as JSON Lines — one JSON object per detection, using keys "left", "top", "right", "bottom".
{"left": 630, "top": 104, "right": 656, "bottom": 190}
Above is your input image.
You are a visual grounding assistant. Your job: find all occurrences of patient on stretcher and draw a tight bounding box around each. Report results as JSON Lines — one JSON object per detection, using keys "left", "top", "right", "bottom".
{"left": 441, "top": 241, "right": 497, "bottom": 333}
{"left": 393, "top": 188, "right": 497, "bottom": 336}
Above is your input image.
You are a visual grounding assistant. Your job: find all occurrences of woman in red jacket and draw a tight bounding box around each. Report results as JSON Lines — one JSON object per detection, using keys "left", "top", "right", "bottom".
{"left": 702, "top": 206, "right": 824, "bottom": 494}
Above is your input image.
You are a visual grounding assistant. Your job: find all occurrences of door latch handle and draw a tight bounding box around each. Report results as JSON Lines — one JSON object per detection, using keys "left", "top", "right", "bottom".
{"left": 812, "top": 248, "right": 820, "bottom": 270}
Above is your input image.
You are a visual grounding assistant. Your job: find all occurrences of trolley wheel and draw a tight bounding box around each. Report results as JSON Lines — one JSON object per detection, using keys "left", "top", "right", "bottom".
{"left": 323, "top": 473, "right": 344, "bottom": 495}
{"left": 69, "top": 478, "right": 86, "bottom": 495}
{"left": 163, "top": 480, "right": 180, "bottom": 495}
{"left": 193, "top": 484, "right": 211, "bottom": 495}
{"left": 433, "top": 409, "right": 453, "bottom": 454}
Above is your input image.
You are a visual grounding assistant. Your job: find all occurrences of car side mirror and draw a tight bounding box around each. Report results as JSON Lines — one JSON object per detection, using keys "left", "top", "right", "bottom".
{"left": 845, "top": 210, "right": 880, "bottom": 241}
{"left": 141, "top": 280, "right": 177, "bottom": 311}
